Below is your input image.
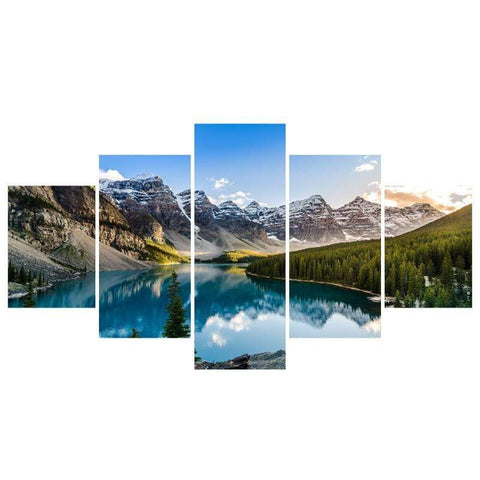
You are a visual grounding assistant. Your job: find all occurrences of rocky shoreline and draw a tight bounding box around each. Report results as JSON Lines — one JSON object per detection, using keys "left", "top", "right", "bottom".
{"left": 8, "top": 282, "right": 53, "bottom": 300}
{"left": 195, "top": 350, "right": 285, "bottom": 370}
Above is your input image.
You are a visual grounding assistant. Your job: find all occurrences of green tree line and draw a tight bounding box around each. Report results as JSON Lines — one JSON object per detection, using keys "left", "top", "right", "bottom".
{"left": 247, "top": 240, "right": 380, "bottom": 294}
{"left": 246, "top": 253, "right": 285, "bottom": 279}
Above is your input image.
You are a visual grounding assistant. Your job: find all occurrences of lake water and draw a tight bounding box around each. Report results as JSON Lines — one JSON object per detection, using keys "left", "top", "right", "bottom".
{"left": 195, "top": 264, "right": 285, "bottom": 362}
{"left": 99, "top": 265, "right": 191, "bottom": 338}
{"left": 290, "top": 281, "right": 381, "bottom": 338}
{"left": 8, "top": 272, "right": 95, "bottom": 308}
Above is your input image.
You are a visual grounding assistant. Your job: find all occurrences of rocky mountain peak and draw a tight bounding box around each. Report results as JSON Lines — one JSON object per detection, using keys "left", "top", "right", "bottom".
{"left": 219, "top": 200, "right": 239, "bottom": 207}
{"left": 408, "top": 202, "right": 437, "bottom": 210}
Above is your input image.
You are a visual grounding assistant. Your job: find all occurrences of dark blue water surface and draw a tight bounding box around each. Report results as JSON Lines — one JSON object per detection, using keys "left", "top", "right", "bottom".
{"left": 195, "top": 264, "right": 286, "bottom": 362}
{"left": 290, "top": 281, "right": 381, "bottom": 338}
{"left": 99, "top": 265, "right": 191, "bottom": 338}
{"left": 8, "top": 272, "right": 95, "bottom": 308}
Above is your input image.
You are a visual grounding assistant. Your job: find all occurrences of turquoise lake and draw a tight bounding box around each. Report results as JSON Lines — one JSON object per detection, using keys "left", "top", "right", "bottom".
{"left": 290, "top": 281, "right": 381, "bottom": 338}
{"left": 8, "top": 272, "right": 95, "bottom": 308}
{"left": 195, "top": 264, "right": 286, "bottom": 362}
{"left": 99, "top": 265, "right": 191, "bottom": 338}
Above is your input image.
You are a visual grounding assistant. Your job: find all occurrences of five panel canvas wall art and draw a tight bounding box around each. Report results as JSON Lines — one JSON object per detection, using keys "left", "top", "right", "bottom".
{"left": 6, "top": 131, "right": 474, "bottom": 368}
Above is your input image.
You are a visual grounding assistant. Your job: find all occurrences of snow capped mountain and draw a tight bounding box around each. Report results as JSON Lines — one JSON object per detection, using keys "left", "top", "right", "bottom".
{"left": 385, "top": 203, "right": 445, "bottom": 237}
{"left": 333, "top": 196, "right": 381, "bottom": 240}
{"left": 100, "top": 174, "right": 191, "bottom": 240}
{"left": 214, "top": 200, "right": 250, "bottom": 222}
{"left": 289, "top": 195, "right": 345, "bottom": 244}
{"left": 244, "top": 201, "right": 286, "bottom": 240}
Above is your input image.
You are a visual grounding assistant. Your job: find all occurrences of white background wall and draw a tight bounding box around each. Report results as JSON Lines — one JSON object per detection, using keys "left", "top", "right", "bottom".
{"left": 1, "top": 1, "right": 479, "bottom": 479}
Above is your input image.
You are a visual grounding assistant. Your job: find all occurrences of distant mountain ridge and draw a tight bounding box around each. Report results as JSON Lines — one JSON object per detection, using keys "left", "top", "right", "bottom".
{"left": 385, "top": 203, "right": 445, "bottom": 237}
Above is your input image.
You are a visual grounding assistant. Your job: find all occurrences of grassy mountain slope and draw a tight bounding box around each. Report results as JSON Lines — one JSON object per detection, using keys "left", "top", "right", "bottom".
{"left": 203, "top": 249, "right": 269, "bottom": 264}
{"left": 144, "top": 239, "right": 190, "bottom": 264}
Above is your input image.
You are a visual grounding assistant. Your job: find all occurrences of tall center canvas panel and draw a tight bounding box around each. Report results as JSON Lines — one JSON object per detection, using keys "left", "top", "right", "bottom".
{"left": 99, "top": 155, "right": 191, "bottom": 338}
{"left": 289, "top": 155, "right": 381, "bottom": 338}
{"left": 194, "top": 124, "right": 286, "bottom": 369}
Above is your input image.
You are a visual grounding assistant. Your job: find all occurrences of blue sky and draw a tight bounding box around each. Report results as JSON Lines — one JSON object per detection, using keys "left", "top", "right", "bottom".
{"left": 290, "top": 155, "right": 381, "bottom": 208}
{"left": 195, "top": 124, "right": 286, "bottom": 207}
{"left": 99, "top": 155, "right": 190, "bottom": 193}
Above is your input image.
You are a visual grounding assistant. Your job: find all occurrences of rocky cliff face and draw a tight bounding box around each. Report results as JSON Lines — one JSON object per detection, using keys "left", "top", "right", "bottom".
{"left": 99, "top": 193, "right": 149, "bottom": 259}
{"left": 8, "top": 186, "right": 96, "bottom": 283}
{"left": 385, "top": 203, "right": 445, "bottom": 236}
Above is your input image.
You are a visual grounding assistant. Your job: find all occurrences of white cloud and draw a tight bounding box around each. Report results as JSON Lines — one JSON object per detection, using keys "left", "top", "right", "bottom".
{"left": 210, "top": 332, "right": 227, "bottom": 347}
{"left": 99, "top": 169, "right": 125, "bottom": 181}
{"left": 355, "top": 156, "right": 378, "bottom": 173}
{"left": 211, "top": 177, "right": 230, "bottom": 190}
{"left": 355, "top": 163, "right": 375, "bottom": 172}
{"left": 363, "top": 190, "right": 381, "bottom": 203}
{"left": 217, "top": 191, "right": 253, "bottom": 207}
{"left": 368, "top": 181, "right": 380, "bottom": 187}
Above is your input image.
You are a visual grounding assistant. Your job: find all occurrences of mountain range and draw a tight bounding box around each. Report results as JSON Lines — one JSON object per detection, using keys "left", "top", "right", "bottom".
{"left": 99, "top": 174, "right": 447, "bottom": 262}
{"left": 184, "top": 189, "right": 447, "bottom": 256}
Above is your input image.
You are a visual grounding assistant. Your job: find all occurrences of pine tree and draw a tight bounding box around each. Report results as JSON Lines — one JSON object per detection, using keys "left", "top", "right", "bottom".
{"left": 394, "top": 291, "right": 402, "bottom": 308}
{"left": 19, "top": 265, "right": 27, "bottom": 284}
{"left": 455, "top": 255, "right": 465, "bottom": 270}
{"left": 440, "top": 254, "right": 454, "bottom": 287}
{"left": 130, "top": 328, "right": 140, "bottom": 338}
{"left": 23, "top": 282, "right": 36, "bottom": 308}
{"left": 163, "top": 271, "right": 190, "bottom": 338}
{"left": 8, "top": 261, "right": 15, "bottom": 282}
{"left": 424, "top": 288, "right": 436, "bottom": 308}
